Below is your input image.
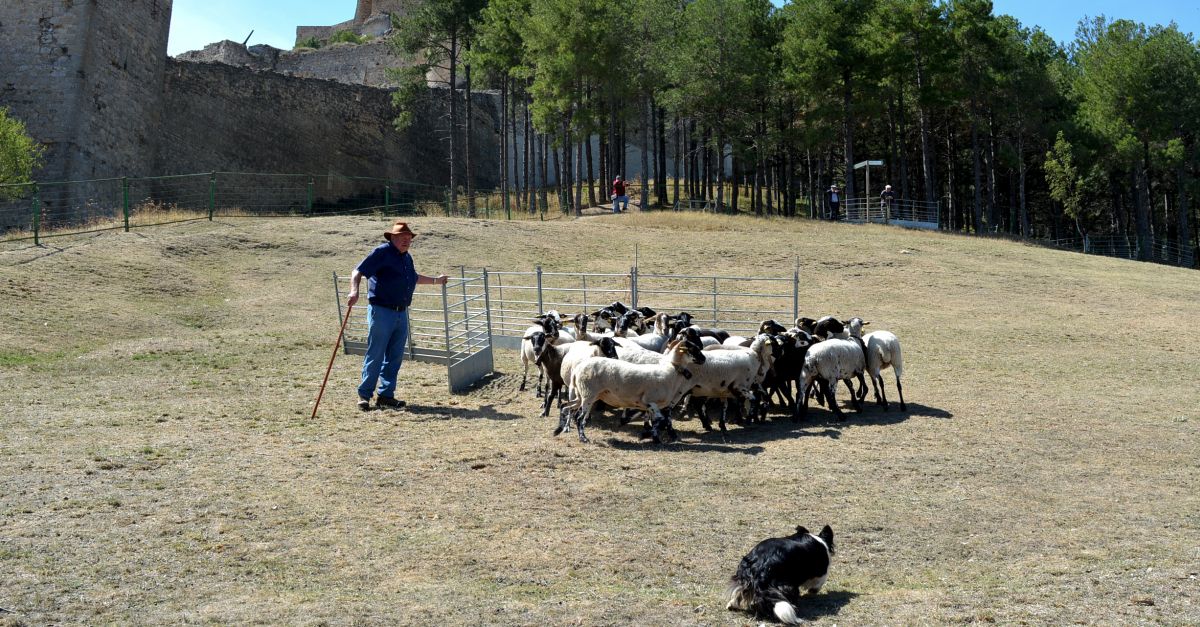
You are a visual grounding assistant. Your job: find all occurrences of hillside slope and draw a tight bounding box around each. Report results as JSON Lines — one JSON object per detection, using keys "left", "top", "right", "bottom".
{"left": 1, "top": 214, "right": 1197, "bottom": 624}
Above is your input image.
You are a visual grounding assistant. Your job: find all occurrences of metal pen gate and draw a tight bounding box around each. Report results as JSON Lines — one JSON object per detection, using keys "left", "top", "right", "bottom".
{"left": 481, "top": 266, "right": 800, "bottom": 347}
{"left": 332, "top": 266, "right": 798, "bottom": 393}
{"left": 333, "top": 271, "right": 494, "bottom": 393}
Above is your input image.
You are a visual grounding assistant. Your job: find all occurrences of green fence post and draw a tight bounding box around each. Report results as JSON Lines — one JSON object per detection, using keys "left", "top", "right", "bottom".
{"left": 506, "top": 189, "right": 512, "bottom": 220}
{"left": 445, "top": 189, "right": 451, "bottom": 216}
{"left": 208, "top": 172, "right": 216, "bottom": 220}
{"left": 32, "top": 184, "right": 41, "bottom": 246}
{"left": 306, "top": 176, "right": 314, "bottom": 215}
{"left": 485, "top": 195, "right": 490, "bottom": 219}
{"left": 384, "top": 185, "right": 391, "bottom": 213}
{"left": 121, "top": 175, "right": 130, "bottom": 231}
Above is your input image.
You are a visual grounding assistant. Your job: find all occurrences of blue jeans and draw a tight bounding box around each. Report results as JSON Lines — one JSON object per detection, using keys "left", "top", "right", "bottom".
{"left": 358, "top": 305, "right": 409, "bottom": 400}
{"left": 613, "top": 195, "right": 629, "bottom": 213}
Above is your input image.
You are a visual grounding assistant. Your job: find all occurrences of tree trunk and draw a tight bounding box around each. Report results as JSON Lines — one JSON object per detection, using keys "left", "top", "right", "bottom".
{"left": 575, "top": 128, "right": 583, "bottom": 215}
{"left": 673, "top": 115, "right": 681, "bottom": 207}
{"left": 656, "top": 104, "right": 668, "bottom": 207}
{"left": 1177, "top": 159, "right": 1193, "bottom": 265}
{"left": 715, "top": 127, "right": 725, "bottom": 213}
{"left": 970, "top": 104, "right": 983, "bottom": 233}
{"left": 524, "top": 88, "right": 533, "bottom": 212}
{"left": 1018, "top": 134, "right": 1030, "bottom": 238}
{"left": 842, "top": 68, "right": 856, "bottom": 201}
{"left": 447, "top": 30, "right": 458, "bottom": 213}
{"left": 915, "top": 52, "right": 938, "bottom": 207}
{"left": 500, "top": 78, "right": 508, "bottom": 217}
{"left": 640, "top": 90, "right": 650, "bottom": 211}
{"left": 586, "top": 134, "right": 596, "bottom": 208}
{"left": 1136, "top": 141, "right": 1153, "bottom": 260}
{"left": 537, "top": 132, "right": 548, "bottom": 213}
{"left": 464, "top": 42, "right": 474, "bottom": 217}
{"left": 730, "top": 153, "right": 740, "bottom": 213}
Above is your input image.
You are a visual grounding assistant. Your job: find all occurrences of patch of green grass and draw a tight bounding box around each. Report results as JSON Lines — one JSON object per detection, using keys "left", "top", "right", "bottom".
{"left": 0, "top": 349, "right": 41, "bottom": 366}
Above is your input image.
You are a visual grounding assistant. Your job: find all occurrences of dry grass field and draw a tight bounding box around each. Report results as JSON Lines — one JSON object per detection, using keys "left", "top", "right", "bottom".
{"left": 1, "top": 211, "right": 1198, "bottom": 625}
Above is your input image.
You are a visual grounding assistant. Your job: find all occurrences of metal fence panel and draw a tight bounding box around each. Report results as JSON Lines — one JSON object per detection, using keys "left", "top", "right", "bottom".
{"left": 843, "top": 198, "right": 939, "bottom": 230}
{"left": 333, "top": 271, "right": 495, "bottom": 394}
{"left": 484, "top": 267, "right": 635, "bottom": 350}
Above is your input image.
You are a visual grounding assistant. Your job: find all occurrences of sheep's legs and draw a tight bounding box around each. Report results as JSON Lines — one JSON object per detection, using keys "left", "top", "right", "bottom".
{"left": 541, "top": 380, "right": 562, "bottom": 417}
{"left": 553, "top": 405, "right": 576, "bottom": 436}
{"left": 821, "top": 379, "right": 845, "bottom": 421}
{"left": 895, "top": 374, "right": 906, "bottom": 411}
{"left": 645, "top": 403, "right": 676, "bottom": 444}
{"left": 843, "top": 378, "right": 864, "bottom": 411}
{"left": 871, "top": 372, "right": 889, "bottom": 410}
{"left": 575, "top": 406, "right": 592, "bottom": 443}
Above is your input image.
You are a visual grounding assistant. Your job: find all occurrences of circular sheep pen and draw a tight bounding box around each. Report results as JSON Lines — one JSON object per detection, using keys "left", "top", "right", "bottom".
{"left": 1, "top": 212, "right": 1197, "bottom": 624}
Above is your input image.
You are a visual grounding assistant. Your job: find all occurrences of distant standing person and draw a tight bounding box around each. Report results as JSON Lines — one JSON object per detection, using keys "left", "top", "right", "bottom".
{"left": 827, "top": 184, "right": 840, "bottom": 221}
{"left": 612, "top": 175, "right": 629, "bottom": 214}
{"left": 880, "top": 184, "right": 895, "bottom": 220}
{"left": 346, "top": 220, "right": 448, "bottom": 411}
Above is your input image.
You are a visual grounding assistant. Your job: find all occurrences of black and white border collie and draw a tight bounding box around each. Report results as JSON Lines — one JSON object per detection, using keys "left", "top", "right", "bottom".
{"left": 726, "top": 524, "right": 835, "bottom": 625}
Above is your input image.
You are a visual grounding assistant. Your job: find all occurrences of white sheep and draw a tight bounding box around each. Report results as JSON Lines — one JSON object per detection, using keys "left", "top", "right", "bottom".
{"left": 681, "top": 334, "right": 777, "bottom": 432}
{"left": 557, "top": 338, "right": 708, "bottom": 444}
{"left": 535, "top": 337, "right": 620, "bottom": 417}
{"left": 797, "top": 338, "right": 866, "bottom": 421}
{"left": 863, "top": 330, "right": 906, "bottom": 411}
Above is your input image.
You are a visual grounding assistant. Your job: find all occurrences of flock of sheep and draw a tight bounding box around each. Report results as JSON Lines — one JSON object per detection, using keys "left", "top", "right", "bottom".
{"left": 519, "top": 302, "right": 906, "bottom": 444}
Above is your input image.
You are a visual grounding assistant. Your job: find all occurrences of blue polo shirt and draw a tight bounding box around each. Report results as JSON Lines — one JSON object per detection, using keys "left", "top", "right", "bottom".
{"left": 356, "top": 242, "right": 418, "bottom": 308}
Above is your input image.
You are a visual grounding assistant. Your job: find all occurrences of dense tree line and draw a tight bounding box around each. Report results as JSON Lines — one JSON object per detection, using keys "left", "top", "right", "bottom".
{"left": 389, "top": 0, "right": 1200, "bottom": 259}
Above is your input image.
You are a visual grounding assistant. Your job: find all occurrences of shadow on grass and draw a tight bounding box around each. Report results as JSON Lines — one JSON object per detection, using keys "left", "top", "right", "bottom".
{"left": 795, "top": 589, "right": 859, "bottom": 621}
{"left": 403, "top": 403, "right": 525, "bottom": 421}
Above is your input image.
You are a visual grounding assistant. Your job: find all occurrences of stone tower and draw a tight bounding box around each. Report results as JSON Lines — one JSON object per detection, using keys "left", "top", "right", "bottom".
{"left": 354, "top": 0, "right": 407, "bottom": 22}
{"left": 0, "top": 0, "right": 174, "bottom": 182}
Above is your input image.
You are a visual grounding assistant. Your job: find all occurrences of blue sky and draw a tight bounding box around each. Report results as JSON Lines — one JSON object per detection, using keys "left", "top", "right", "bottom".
{"left": 167, "top": 0, "right": 1200, "bottom": 57}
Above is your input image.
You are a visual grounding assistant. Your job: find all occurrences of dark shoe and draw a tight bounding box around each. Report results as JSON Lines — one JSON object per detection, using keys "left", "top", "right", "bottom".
{"left": 358, "top": 398, "right": 371, "bottom": 412}
{"left": 376, "top": 396, "right": 407, "bottom": 410}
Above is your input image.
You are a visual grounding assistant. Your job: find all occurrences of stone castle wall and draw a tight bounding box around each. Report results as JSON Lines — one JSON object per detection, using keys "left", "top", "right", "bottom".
{"left": 158, "top": 59, "right": 501, "bottom": 191}
{"left": 180, "top": 40, "right": 402, "bottom": 88}
{"left": 0, "top": 0, "right": 173, "bottom": 183}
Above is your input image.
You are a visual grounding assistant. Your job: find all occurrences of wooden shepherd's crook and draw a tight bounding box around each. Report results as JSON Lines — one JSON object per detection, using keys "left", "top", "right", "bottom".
{"left": 311, "top": 302, "right": 356, "bottom": 420}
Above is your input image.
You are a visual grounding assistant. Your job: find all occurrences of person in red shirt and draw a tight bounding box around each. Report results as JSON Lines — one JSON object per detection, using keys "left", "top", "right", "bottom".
{"left": 611, "top": 175, "right": 629, "bottom": 213}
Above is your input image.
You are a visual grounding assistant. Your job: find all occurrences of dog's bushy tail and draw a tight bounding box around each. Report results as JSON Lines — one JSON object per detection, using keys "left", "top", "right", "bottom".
{"left": 727, "top": 579, "right": 804, "bottom": 625}
{"left": 772, "top": 598, "right": 802, "bottom": 624}
{"left": 761, "top": 585, "right": 803, "bottom": 624}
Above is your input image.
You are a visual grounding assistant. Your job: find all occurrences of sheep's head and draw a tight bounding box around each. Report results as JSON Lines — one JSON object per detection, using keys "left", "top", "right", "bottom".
{"left": 760, "top": 319, "right": 787, "bottom": 335}
{"left": 676, "top": 326, "right": 703, "bottom": 347}
{"left": 573, "top": 312, "right": 591, "bottom": 333}
{"left": 844, "top": 317, "right": 868, "bottom": 338}
{"left": 615, "top": 311, "right": 642, "bottom": 335}
{"left": 528, "top": 331, "right": 549, "bottom": 360}
{"left": 796, "top": 316, "right": 817, "bottom": 333}
{"left": 592, "top": 307, "right": 618, "bottom": 331}
{"left": 591, "top": 336, "right": 619, "bottom": 359}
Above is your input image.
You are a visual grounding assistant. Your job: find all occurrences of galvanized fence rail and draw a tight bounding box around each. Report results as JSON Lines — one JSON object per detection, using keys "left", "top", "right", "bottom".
{"left": 1036, "top": 235, "right": 1196, "bottom": 269}
{"left": 476, "top": 266, "right": 800, "bottom": 350}
{"left": 330, "top": 264, "right": 799, "bottom": 392}
{"left": 333, "top": 271, "right": 494, "bottom": 393}
{"left": 842, "top": 197, "right": 940, "bottom": 230}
